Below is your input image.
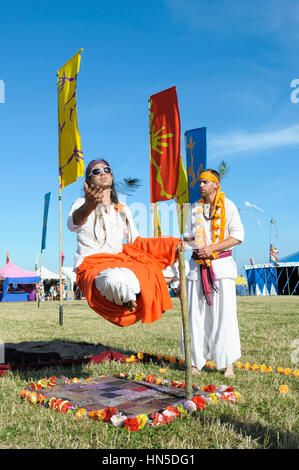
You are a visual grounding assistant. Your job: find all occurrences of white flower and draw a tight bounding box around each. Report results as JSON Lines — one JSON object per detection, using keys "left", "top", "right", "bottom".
{"left": 110, "top": 413, "right": 126, "bottom": 426}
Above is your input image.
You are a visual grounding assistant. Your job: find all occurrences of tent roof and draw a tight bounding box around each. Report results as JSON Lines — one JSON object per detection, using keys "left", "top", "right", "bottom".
{"left": 39, "top": 266, "right": 65, "bottom": 280}
{"left": 245, "top": 262, "right": 299, "bottom": 269}
{"left": 61, "top": 267, "right": 76, "bottom": 283}
{"left": 0, "top": 261, "right": 39, "bottom": 279}
{"left": 279, "top": 250, "right": 299, "bottom": 263}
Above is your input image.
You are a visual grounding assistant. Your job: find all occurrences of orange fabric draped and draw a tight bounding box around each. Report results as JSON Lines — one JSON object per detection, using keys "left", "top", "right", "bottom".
{"left": 76, "top": 236, "right": 181, "bottom": 327}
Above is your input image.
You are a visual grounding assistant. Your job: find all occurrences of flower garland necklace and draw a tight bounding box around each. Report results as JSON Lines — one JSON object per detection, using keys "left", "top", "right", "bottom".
{"left": 195, "top": 188, "right": 226, "bottom": 253}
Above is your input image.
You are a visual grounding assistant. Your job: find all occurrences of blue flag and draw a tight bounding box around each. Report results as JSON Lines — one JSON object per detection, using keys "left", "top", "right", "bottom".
{"left": 41, "top": 192, "right": 51, "bottom": 252}
{"left": 185, "top": 127, "right": 206, "bottom": 204}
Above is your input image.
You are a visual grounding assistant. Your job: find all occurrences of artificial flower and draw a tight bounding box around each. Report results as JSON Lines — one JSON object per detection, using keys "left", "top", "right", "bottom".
{"left": 87, "top": 410, "right": 99, "bottom": 421}
{"left": 278, "top": 385, "right": 289, "bottom": 394}
{"left": 266, "top": 366, "right": 272, "bottom": 373}
{"left": 159, "top": 368, "right": 167, "bottom": 374}
{"left": 155, "top": 378, "right": 163, "bottom": 385}
{"left": 284, "top": 368, "right": 292, "bottom": 376}
{"left": 277, "top": 367, "right": 284, "bottom": 374}
{"left": 137, "top": 352, "right": 144, "bottom": 360}
{"left": 252, "top": 364, "right": 259, "bottom": 371}
{"left": 179, "top": 359, "right": 184, "bottom": 366}
{"left": 260, "top": 364, "right": 267, "bottom": 372}
{"left": 124, "top": 417, "right": 140, "bottom": 432}
{"left": 75, "top": 408, "right": 87, "bottom": 419}
{"left": 235, "top": 361, "right": 243, "bottom": 369}
{"left": 170, "top": 356, "right": 177, "bottom": 363}
{"left": 136, "top": 414, "right": 148, "bottom": 428}
{"left": 181, "top": 399, "right": 197, "bottom": 412}
{"left": 110, "top": 412, "right": 126, "bottom": 427}
{"left": 103, "top": 407, "right": 117, "bottom": 422}
{"left": 208, "top": 393, "right": 218, "bottom": 404}
{"left": 205, "top": 384, "right": 216, "bottom": 393}
{"left": 293, "top": 370, "right": 299, "bottom": 377}
{"left": 72, "top": 378, "right": 79, "bottom": 383}
{"left": 192, "top": 396, "right": 206, "bottom": 410}
{"left": 243, "top": 362, "right": 251, "bottom": 370}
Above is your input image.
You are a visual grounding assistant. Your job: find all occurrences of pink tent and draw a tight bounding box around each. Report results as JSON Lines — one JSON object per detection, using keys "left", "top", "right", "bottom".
{"left": 0, "top": 261, "right": 40, "bottom": 302}
{"left": 0, "top": 261, "right": 38, "bottom": 278}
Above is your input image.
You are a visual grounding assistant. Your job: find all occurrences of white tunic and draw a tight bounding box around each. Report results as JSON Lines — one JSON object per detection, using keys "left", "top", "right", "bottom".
{"left": 181, "top": 198, "right": 245, "bottom": 370}
{"left": 67, "top": 198, "right": 140, "bottom": 304}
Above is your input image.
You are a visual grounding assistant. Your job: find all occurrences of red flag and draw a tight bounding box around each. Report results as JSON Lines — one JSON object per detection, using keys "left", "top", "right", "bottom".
{"left": 149, "top": 86, "right": 181, "bottom": 203}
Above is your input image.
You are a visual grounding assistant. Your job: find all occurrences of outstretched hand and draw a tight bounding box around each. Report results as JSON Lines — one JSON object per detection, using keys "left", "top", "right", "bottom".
{"left": 84, "top": 182, "right": 104, "bottom": 210}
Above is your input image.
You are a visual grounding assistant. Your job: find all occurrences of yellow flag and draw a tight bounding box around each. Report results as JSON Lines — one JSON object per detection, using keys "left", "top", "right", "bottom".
{"left": 153, "top": 203, "right": 162, "bottom": 237}
{"left": 176, "top": 156, "right": 189, "bottom": 235}
{"left": 57, "top": 49, "right": 84, "bottom": 191}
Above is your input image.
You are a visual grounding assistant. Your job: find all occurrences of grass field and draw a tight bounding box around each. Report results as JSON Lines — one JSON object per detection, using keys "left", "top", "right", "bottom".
{"left": 0, "top": 296, "right": 298, "bottom": 449}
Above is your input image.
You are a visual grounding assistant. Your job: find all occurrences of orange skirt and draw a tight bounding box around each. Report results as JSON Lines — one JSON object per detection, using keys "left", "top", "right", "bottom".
{"left": 76, "top": 236, "right": 180, "bottom": 327}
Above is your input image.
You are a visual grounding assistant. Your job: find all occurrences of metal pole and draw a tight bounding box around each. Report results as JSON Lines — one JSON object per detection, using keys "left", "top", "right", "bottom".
{"left": 178, "top": 246, "right": 193, "bottom": 400}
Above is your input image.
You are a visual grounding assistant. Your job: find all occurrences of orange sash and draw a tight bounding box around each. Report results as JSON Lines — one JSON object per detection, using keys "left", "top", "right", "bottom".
{"left": 76, "top": 236, "right": 180, "bottom": 327}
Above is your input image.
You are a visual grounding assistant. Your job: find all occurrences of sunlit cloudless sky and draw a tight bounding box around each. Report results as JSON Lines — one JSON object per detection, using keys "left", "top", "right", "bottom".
{"left": 1, "top": 0, "right": 298, "bottom": 273}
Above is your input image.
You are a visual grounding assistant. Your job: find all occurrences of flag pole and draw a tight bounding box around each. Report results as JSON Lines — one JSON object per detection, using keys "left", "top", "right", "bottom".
{"left": 38, "top": 251, "right": 42, "bottom": 308}
{"left": 178, "top": 245, "right": 193, "bottom": 400}
{"left": 59, "top": 191, "right": 63, "bottom": 325}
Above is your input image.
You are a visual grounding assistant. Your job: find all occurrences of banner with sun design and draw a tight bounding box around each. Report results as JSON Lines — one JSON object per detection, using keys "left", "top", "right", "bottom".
{"left": 176, "top": 156, "right": 189, "bottom": 235}
{"left": 185, "top": 127, "right": 206, "bottom": 204}
{"left": 57, "top": 49, "right": 84, "bottom": 191}
{"left": 149, "top": 86, "right": 181, "bottom": 203}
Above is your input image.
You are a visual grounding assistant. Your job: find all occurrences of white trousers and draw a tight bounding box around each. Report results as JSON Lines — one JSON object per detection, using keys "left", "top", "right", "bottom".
{"left": 181, "top": 277, "right": 241, "bottom": 370}
{"left": 94, "top": 268, "right": 140, "bottom": 305}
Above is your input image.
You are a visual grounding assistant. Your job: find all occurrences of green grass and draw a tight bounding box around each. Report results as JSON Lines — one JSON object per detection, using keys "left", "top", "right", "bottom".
{"left": 0, "top": 296, "right": 298, "bottom": 449}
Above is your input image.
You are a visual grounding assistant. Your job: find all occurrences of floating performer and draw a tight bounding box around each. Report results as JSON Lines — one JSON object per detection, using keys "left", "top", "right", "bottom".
{"left": 67, "top": 159, "right": 183, "bottom": 327}
{"left": 182, "top": 169, "right": 244, "bottom": 378}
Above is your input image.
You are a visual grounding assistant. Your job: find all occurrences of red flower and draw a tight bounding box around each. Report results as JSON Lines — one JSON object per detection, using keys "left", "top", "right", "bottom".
{"left": 102, "top": 407, "right": 117, "bottom": 422}
{"left": 192, "top": 396, "right": 206, "bottom": 410}
{"left": 205, "top": 384, "right": 216, "bottom": 393}
{"left": 165, "top": 406, "right": 180, "bottom": 417}
{"left": 145, "top": 375, "right": 155, "bottom": 384}
{"left": 124, "top": 417, "right": 140, "bottom": 432}
{"left": 224, "top": 387, "right": 234, "bottom": 393}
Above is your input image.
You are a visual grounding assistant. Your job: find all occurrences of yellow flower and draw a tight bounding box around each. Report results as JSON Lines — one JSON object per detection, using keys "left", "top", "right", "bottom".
{"left": 278, "top": 385, "right": 289, "bottom": 394}
{"left": 277, "top": 367, "right": 284, "bottom": 374}
{"left": 260, "top": 364, "right": 267, "bottom": 372}
{"left": 209, "top": 393, "right": 218, "bottom": 404}
{"left": 284, "top": 368, "right": 292, "bottom": 376}
{"left": 147, "top": 350, "right": 153, "bottom": 356}
{"left": 293, "top": 370, "right": 299, "bottom": 377}
{"left": 235, "top": 361, "right": 243, "bottom": 369}
{"left": 206, "top": 361, "right": 212, "bottom": 368}
{"left": 266, "top": 366, "right": 272, "bottom": 373}
{"left": 252, "top": 364, "right": 259, "bottom": 371}
{"left": 159, "top": 368, "right": 167, "bottom": 374}
{"left": 75, "top": 408, "right": 87, "bottom": 418}
{"left": 243, "top": 362, "right": 251, "bottom": 370}
{"left": 137, "top": 352, "right": 144, "bottom": 360}
{"left": 211, "top": 361, "right": 216, "bottom": 367}
{"left": 136, "top": 414, "right": 148, "bottom": 428}
{"left": 72, "top": 378, "right": 79, "bottom": 383}
{"left": 235, "top": 392, "right": 241, "bottom": 400}
{"left": 125, "top": 355, "right": 137, "bottom": 363}
{"left": 155, "top": 378, "right": 163, "bottom": 385}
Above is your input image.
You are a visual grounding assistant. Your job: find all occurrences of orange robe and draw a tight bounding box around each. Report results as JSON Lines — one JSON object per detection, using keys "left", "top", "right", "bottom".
{"left": 76, "top": 236, "right": 180, "bottom": 327}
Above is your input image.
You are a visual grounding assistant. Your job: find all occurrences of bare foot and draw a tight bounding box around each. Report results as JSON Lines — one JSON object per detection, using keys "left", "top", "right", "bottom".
{"left": 192, "top": 366, "right": 201, "bottom": 375}
{"left": 125, "top": 300, "right": 138, "bottom": 312}
{"left": 224, "top": 365, "right": 235, "bottom": 379}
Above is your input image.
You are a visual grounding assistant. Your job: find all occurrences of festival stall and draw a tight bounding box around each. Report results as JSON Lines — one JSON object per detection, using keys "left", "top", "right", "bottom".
{"left": 245, "top": 256, "right": 299, "bottom": 296}
{"left": 0, "top": 261, "right": 41, "bottom": 302}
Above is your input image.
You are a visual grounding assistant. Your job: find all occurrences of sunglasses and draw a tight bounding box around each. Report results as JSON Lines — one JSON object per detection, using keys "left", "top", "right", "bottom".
{"left": 88, "top": 166, "right": 112, "bottom": 177}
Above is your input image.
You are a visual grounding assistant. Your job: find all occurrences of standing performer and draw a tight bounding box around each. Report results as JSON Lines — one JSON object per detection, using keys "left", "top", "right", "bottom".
{"left": 182, "top": 169, "right": 244, "bottom": 378}
{"left": 67, "top": 159, "right": 183, "bottom": 327}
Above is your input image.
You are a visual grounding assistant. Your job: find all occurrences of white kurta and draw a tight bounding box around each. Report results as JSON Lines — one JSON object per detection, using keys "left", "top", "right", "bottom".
{"left": 67, "top": 199, "right": 141, "bottom": 304}
{"left": 181, "top": 198, "right": 245, "bottom": 370}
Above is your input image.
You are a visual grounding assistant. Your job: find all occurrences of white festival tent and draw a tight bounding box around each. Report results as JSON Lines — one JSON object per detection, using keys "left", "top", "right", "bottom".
{"left": 39, "top": 266, "right": 65, "bottom": 280}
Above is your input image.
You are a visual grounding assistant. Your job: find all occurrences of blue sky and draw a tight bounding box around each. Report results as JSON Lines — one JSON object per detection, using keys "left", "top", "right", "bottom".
{"left": 0, "top": 0, "right": 298, "bottom": 273}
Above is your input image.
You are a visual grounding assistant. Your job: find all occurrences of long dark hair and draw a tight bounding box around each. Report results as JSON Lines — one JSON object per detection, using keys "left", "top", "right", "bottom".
{"left": 85, "top": 159, "right": 118, "bottom": 204}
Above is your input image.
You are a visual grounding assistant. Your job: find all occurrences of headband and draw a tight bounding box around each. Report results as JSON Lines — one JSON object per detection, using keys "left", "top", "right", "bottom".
{"left": 199, "top": 171, "right": 220, "bottom": 184}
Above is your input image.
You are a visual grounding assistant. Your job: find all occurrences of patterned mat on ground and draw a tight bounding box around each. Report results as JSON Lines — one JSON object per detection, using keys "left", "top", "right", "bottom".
{"left": 20, "top": 372, "right": 241, "bottom": 431}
